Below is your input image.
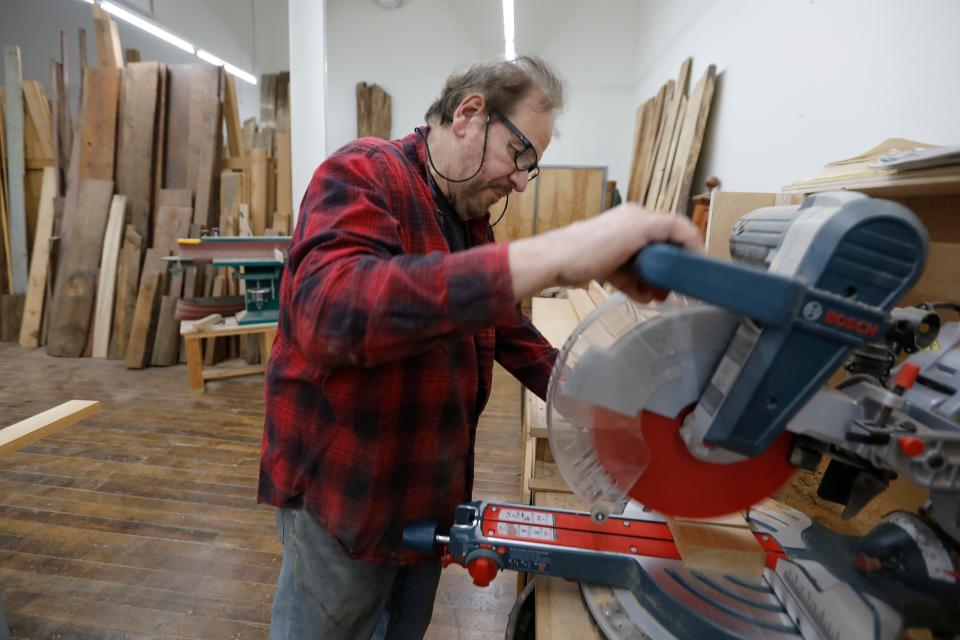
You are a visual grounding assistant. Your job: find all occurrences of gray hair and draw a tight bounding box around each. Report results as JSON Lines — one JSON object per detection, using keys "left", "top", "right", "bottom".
{"left": 425, "top": 55, "right": 565, "bottom": 125}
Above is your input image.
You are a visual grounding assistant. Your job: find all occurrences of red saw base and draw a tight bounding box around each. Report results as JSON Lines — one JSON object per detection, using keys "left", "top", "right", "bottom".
{"left": 591, "top": 404, "right": 796, "bottom": 518}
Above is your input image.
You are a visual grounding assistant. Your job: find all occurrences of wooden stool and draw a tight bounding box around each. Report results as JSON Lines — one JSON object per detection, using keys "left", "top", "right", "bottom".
{"left": 180, "top": 316, "right": 278, "bottom": 392}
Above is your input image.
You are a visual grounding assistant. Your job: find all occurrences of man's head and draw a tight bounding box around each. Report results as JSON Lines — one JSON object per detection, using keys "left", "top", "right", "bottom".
{"left": 425, "top": 56, "right": 564, "bottom": 220}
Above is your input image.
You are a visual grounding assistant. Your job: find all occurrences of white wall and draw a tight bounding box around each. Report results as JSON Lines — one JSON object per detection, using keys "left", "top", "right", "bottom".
{"left": 0, "top": 0, "right": 289, "bottom": 122}
{"left": 323, "top": 0, "right": 644, "bottom": 192}
{"left": 631, "top": 0, "right": 960, "bottom": 193}
{"left": 325, "top": 0, "right": 501, "bottom": 156}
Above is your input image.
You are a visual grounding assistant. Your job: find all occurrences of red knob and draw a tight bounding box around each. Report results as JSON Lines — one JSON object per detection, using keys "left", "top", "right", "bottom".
{"left": 466, "top": 556, "right": 500, "bottom": 587}
{"left": 894, "top": 364, "right": 921, "bottom": 391}
{"left": 898, "top": 436, "right": 925, "bottom": 457}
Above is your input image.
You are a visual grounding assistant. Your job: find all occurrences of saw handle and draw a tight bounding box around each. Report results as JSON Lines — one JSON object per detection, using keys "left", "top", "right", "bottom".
{"left": 631, "top": 244, "right": 803, "bottom": 326}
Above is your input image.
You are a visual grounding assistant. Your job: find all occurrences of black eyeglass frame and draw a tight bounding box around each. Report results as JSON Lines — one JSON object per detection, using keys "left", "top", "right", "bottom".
{"left": 497, "top": 113, "right": 541, "bottom": 180}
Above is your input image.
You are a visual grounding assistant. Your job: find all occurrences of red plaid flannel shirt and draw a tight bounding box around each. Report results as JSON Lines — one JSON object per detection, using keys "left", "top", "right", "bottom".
{"left": 258, "top": 131, "right": 557, "bottom": 563}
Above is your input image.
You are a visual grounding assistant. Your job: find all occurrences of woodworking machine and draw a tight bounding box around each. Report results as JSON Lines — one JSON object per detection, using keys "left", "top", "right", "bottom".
{"left": 405, "top": 192, "right": 960, "bottom": 638}
{"left": 174, "top": 235, "right": 290, "bottom": 324}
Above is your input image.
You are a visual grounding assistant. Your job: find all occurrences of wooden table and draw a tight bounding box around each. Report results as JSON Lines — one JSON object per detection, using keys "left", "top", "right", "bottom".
{"left": 180, "top": 316, "right": 278, "bottom": 392}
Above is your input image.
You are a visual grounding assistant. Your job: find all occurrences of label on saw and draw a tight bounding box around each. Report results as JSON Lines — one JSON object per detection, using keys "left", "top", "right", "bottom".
{"left": 496, "top": 522, "right": 557, "bottom": 542}
{"left": 497, "top": 508, "right": 556, "bottom": 526}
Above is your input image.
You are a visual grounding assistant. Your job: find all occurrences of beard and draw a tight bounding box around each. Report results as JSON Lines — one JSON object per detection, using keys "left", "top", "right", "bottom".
{"left": 455, "top": 179, "right": 513, "bottom": 220}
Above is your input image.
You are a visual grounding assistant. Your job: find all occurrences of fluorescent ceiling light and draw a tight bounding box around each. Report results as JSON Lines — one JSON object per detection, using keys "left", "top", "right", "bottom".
{"left": 100, "top": 1, "right": 195, "bottom": 54}
{"left": 502, "top": 0, "right": 516, "bottom": 60}
{"left": 197, "top": 49, "right": 258, "bottom": 85}
{"left": 223, "top": 62, "right": 258, "bottom": 85}
{"left": 196, "top": 49, "right": 224, "bottom": 67}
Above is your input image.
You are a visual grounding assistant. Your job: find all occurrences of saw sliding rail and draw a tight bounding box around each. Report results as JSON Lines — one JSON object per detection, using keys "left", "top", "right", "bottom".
{"left": 403, "top": 500, "right": 786, "bottom": 588}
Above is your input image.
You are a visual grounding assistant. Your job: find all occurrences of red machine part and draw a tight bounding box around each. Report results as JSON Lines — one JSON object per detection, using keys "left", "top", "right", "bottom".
{"left": 591, "top": 404, "right": 796, "bottom": 519}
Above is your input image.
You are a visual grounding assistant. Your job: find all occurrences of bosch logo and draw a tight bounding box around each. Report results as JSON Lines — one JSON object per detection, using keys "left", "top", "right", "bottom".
{"left": 802, "top": 301, "right": 823, "bottom": 321}
{"left": 823, "top": 309, "right": 879, "bottom": 337}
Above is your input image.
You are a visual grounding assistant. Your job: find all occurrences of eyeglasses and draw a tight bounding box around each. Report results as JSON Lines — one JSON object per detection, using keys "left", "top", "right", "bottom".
{"left": 498, "top": 113, "right": 540, "bottom": 180}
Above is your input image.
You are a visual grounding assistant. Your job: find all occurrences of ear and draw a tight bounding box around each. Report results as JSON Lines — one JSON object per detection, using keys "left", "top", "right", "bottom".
{"left": 450, "top": 93, "right": 488, "bottom": 138}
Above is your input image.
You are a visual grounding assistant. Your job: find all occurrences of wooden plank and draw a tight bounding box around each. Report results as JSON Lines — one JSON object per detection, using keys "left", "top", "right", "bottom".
{"left": 704, "top": 192, "right": 776, "bottom": 261}
{"left": 655, "top": 94, "right": 687, "bottom": 211}
{"left": 356, "top": 82, "right": 392, "bottom": 139}
{"left": 249, "top": 148, "right": 268, "bottom": 236}
{"left": 669, "top": 64, "right": 717, "bottom": 214}
{"left": 534, "top": 491, "right": 603, "bottom": 640}
{"left": 22, "top": 81, "right": 55, "bottom": 162}
{"left": 276, "top": 71, "right": 290, "bottom": 131}
{"left": 78, "top": 66, "right": 120, "bottom": 182}
{"left": 259, "top": 73, "right": 277, "bottom": 128}
{"left": 150, "top": 294, "right": 180, "bottom": 366}
{"left": 665, "top": 513, "right": 766, "bottom": 576}
{"left": 151, "top": 63, "right": 168, "bottom": 231}
{"left": 19, "top": 167, "right": 57, "bottom": 347}
{"left": 91, "top": 194, "right": 127, "bottom": 357}
{"left": 188, "top": 65, "right": 223, "bottom": 229}
{"left": 0, "top": 400, "right": 100, "bottom": 457}
{"left": 107, "top": 226, "right": 142, "bottom": 359}
{"left": 45, "top": 179, "right": 115, "bottom": 357}
{"left": 219, "top": 171, "right": 242, "bottom": 236}
{"left": 163, "top": 65, "right": 192, "bottom": 190}
{"left": 91, "top": 5, "right": 123, "bottom": 69}
{"left": 222, "top": 73, "right": 246, "bottom": 159}
{"left": 565, "top": 288, "right": 596, "bottom": 322}
{"left": 646, "top": 59, "right": 691, "bottom": 210}
{"left": 125, "top": 48, "right": 141, "bottom": 63}
{"left": 116, "top": 62, "right": 159, "bottom": 244}
{"left": 124, "top": 248, "right": 166, "bottom": 369}
{"left": 587, "top": 280, "right": 608, "bottom": 307}
{"left": 51, "top": 37, "right": 72, "bottom": 174}
{"left": 275, "top": 132, "right": 292, "bottom": 234}
{"left": 625, "top": 99, "right": 651, "bottom": 203}
{"left": 0, "top": 294, "right": 25, "bottom": 341}
{"left": 158, "top": 188, "right": 192, "bottom": 208}
{"left": 152, "top": 205, "right": 192, "bottom": 254}
{"left": 4, "top": 46, "right": 29, "bottom": 294}
{"left": 0, "top": 86, "right": 9, "bottom": 293}
{"left": 640, "top": 81, "right": 672, "bottom": 204}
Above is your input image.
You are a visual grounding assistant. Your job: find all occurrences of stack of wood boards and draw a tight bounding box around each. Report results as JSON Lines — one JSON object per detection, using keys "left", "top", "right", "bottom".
{"left": 491, "top": 166, "right": 607, "bottom": 243}
{"left": 1, "top": 6, "right": 293, "bottom": 372}
{"left": 626, "top": 57, "right": 717, "bottom": 215}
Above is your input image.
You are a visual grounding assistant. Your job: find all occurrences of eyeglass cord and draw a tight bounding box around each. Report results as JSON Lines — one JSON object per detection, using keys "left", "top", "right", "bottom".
{"left": 416, "top": 120, "right": 509, "bottom": 227}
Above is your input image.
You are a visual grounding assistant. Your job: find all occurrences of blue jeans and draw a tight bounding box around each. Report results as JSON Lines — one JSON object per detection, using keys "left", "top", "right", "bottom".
{"left": 268, "top": 507, "right": 442, "bottom": 640}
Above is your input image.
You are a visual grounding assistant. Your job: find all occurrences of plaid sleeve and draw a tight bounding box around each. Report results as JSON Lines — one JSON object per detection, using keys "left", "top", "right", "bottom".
{"left": 286, "top": 145, "right": 521, "bottom": 367}
{"left": 495, "top": 316, "right": 558, "bottom": 400}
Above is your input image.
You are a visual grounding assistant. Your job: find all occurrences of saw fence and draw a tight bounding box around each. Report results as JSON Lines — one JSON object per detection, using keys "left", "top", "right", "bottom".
{"left": 0, "top": 6, "right": 292, "bottom": 370}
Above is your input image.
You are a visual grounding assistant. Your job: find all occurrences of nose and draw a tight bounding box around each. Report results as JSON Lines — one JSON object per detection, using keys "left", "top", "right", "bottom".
{"left": 509, "top": 169, "right": 529, "bottom": 192}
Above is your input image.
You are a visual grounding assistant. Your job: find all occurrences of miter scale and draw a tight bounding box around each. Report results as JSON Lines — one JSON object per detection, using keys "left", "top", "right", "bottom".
{"left": 405, "top": 192, "right": 960, "bottom": 638}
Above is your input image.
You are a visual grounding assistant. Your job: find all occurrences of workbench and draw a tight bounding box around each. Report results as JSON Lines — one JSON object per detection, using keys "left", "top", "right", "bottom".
{"left": 180, "top": 316, "right": 277, "bottom": 392}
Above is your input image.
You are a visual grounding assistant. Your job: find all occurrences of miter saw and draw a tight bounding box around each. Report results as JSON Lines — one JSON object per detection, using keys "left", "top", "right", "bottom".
{"left": 404, "top": 191, "right": 960, "bottom": 638}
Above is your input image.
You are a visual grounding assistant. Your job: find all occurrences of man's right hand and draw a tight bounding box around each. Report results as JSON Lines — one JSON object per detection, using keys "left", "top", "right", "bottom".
{"left": 507, "top": 203, "right": 704, "bottom": 303}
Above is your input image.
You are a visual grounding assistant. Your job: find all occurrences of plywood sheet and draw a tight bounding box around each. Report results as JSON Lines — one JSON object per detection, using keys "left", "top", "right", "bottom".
{"left": 535, "top": 168, "right": 605, "bottom": 233}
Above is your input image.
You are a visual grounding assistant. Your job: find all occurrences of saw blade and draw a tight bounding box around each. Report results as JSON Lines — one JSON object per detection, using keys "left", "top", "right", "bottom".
{"left": 547, "top": 294, "right": 795, "bottom": 517}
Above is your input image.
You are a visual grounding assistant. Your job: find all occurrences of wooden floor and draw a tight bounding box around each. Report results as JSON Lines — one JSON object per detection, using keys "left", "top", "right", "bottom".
{"left": 0, "top": 343, "right": 524, "bottom": 640}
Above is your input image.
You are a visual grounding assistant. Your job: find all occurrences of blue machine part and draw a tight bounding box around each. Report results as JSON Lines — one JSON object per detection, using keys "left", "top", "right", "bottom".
{"left": 633, "top": 192, "right": 928, "bottom": 458}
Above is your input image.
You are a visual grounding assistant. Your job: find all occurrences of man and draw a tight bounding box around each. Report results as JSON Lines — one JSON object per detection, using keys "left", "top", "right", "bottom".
{"left": 259, "top": 56, "right": 701, "bottom": 639}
